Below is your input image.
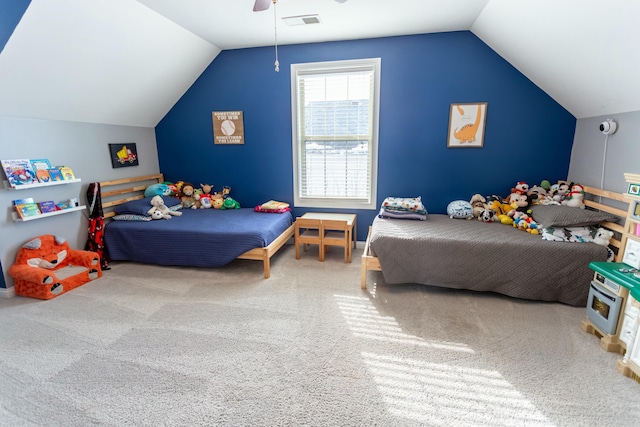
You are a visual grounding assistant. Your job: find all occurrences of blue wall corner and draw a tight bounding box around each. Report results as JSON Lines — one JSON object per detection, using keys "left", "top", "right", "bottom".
{"left": 0, "top": 0, "right": 31, "bottom": 54}
{"left": 155, "top": 31, "right": 576, "bottom": 241}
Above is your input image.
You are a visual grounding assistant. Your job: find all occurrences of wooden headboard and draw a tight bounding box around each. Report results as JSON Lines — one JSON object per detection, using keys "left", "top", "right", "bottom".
{"left": 583, "top": 185, "right": 628, "bottom": 261}
{"left": 100, "top": 173, "right": 164, "bottom": 218}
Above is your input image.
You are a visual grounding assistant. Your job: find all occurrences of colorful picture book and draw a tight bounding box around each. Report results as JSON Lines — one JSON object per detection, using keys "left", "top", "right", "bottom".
{"left": 30, "top": 158, "right": 53, "bottom": 183}
{"left": 49, "top": 167, "right": 64, "bottom": 181}
{"left": 13, "top": 199, "right": 41, "bottom": 218}
{"left": 37, "top": 200, "right": 58, "bottom": 213}
{"left": 59, "top": 166, "right": 75, "bottom": 180}
{"left": 1, "top": 159, "right": 38, "bottom": 187}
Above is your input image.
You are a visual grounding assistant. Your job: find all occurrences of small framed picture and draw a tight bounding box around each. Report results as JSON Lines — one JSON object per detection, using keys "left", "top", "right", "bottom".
{"left": 628, "top": 183, "right": 640, "bottom": 196}
{"left": 109, "top": 143, "right": 139, "bottom": 168}
{"left": 447, "top": 102, "right": 487, "bottom": 148}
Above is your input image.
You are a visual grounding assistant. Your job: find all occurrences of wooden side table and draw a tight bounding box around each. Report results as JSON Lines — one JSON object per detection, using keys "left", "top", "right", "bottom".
{"left": 299, "top": 212, "right": 357, "bottom": 262}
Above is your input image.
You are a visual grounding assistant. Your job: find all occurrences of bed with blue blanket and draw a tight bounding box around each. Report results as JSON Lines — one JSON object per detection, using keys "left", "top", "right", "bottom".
{"left": 100, "top": 174, "right": 294, "bottom": 278}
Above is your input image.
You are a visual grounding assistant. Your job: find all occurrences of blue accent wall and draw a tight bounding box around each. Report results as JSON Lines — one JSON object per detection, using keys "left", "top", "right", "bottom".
{"left": 0, "top": 0, "right": 30, "bottom": 54}
{"left": 156, "top": 31, "right": 576, "bottom": 241}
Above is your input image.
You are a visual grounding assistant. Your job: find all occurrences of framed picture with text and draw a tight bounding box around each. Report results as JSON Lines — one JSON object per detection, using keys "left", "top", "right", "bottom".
{"left": 212, "top": 111, "right": 245, "bottom": 145}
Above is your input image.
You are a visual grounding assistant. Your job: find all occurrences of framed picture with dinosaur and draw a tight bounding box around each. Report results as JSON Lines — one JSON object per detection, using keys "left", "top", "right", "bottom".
{"left": 447, "top": 102, "right": 487, "bottom": 148}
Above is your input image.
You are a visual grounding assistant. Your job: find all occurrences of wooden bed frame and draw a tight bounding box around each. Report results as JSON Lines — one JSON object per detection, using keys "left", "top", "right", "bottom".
{"left": 361, "top": 185, "right": 629, "bottom": 289}
{"left": 99, "top": 174, "right": 294, "bottom": 278}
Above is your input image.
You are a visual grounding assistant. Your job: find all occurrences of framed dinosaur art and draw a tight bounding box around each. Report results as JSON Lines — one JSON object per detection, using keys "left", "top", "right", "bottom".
{"left": 447, "top": 102, "right": 487, "bottom": 148}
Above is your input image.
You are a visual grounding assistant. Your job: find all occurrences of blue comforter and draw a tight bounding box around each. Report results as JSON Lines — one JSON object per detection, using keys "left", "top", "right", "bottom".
{"left": 105, "top": 208, "right": 293, "bottom": 268}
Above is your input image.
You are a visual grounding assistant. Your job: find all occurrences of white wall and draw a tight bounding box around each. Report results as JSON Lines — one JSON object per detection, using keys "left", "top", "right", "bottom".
{"left": 0, "top": 117, "right": 159, "bottom": 293}
{"left": 568, "top": 110, "right": 640, "bottom": 192}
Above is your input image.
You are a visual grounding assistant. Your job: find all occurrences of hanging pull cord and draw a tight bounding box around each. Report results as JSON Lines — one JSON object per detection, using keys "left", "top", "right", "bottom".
{"left": 273, "top": 0, "right": 279, "bottom": 72}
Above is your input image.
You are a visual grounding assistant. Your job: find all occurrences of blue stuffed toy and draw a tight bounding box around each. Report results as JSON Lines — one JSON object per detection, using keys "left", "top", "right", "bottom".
{"left": 144, "top": 183, "right": 171, "bottom": 198}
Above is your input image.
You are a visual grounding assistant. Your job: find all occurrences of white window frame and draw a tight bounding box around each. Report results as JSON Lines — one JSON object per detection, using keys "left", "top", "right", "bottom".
{"left": 291, "top": 58, "right": 380, "bottom": 210}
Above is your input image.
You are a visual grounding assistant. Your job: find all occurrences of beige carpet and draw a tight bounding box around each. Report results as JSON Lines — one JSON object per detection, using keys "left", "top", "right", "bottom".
{"left": 0, "top": 244, "right": 639, "bottom": 426}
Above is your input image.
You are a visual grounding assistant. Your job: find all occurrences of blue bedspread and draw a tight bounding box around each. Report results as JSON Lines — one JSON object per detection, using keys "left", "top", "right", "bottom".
{"left": 104, "top": 208, "right": 293, "bottom": 268}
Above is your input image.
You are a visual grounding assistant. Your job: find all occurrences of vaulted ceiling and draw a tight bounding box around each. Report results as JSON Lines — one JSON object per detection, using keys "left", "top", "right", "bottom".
{"left": 0, "top": 0, "right": 637, "bottom": 128}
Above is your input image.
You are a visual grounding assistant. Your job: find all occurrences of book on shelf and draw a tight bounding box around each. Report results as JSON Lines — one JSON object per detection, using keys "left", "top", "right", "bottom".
{"left": 30, "top": 158, "right": 52, "bottom": 183}
{"left": 13, "top": 197, "right": 35, "bottom": 206}
{"left": 37, "top": 200, "right": 58, "bottom": 213}
{"left": 49, "top": 167, "right": 64, "bottom": 181}
{"left": 59, "top": 166, "right": 75, "bottom": 180}
{"left": 1, "top": 159, "right": 38, "bottom": 187}
{"left": 14, "top": 202, "right": 41, "bottom": 219}
{"left": 56, "top": 201, "right": 71, "bottom": 210}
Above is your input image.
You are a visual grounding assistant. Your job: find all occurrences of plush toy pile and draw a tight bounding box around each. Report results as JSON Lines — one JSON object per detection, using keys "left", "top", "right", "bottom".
{"left": 148, "top": 181, "right": 241, "bottom": 210}
{"left": 451, "top": 179, "right": 587, "bottom": 234}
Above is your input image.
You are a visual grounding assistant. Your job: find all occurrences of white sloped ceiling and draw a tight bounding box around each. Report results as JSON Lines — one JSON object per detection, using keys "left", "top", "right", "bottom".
{"left": 0, "top": 0, "right": 637, "bottom": 127}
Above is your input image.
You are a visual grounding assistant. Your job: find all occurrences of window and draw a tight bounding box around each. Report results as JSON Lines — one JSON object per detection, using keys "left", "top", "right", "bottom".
{"left": 291, "top": 58, "right": 380, "bottom": 209}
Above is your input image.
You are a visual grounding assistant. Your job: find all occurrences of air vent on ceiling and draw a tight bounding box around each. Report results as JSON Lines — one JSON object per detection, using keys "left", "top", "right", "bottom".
{"left": 282, "top": 14, "right": 321, "bottom": 26}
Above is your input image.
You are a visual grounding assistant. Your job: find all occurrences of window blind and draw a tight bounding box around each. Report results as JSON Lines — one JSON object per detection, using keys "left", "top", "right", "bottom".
{"left": 296, "top": 66, "right": 375, "bottom": 201}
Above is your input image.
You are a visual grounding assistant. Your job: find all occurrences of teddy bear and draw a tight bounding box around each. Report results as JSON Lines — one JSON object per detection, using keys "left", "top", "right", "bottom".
{"left": 593, "top": 228, "right": 613, "bottom": 246}
{"left": 179, "top": 182, "right": 198, "bottom": 209}
{"left": 148, "top": 195, "right": 183, "bottom": 219}
{"left": 8, "top": 235, "right": 102, "bottom": 299}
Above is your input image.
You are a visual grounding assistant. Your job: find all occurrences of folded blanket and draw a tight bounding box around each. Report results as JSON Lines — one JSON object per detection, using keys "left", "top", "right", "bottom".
{"left": 260, "top": 200, "right": 290, "bottom": 210}
{"left": 254, "top": 205, "right": 291, "bottom": 214}
{"left": 378, "top": 207, "right": 427, "bottom": 221}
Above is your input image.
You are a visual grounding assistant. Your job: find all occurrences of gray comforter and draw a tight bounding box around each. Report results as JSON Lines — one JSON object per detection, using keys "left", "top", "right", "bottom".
{"left": 370, "top": 214, "right": 609, "bottom": 306}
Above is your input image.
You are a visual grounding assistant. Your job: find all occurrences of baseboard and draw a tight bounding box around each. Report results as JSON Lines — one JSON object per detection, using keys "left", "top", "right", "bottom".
{"left": 0, "top": 287, "right": 16, "bottom": 299}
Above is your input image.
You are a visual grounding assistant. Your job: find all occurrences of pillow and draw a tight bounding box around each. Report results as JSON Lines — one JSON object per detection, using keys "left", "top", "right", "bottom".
{"left": 529, "top": 205, "right": 617, "bottom": 227}
{"left": 111, "top": 214, "right": 152, "bottom": 222}
{"left": 113, "top": 196, "right": 180, "bottom": 216}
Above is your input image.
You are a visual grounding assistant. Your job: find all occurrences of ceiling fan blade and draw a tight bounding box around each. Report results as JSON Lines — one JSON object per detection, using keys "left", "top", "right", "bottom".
{"left": 253, "top": 0, "right": 272, "bottom": 12}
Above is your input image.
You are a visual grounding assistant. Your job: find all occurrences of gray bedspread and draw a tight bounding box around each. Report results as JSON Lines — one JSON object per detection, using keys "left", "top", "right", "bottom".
{"left": 369, "top": 214, "right": 609, "bottom": 306}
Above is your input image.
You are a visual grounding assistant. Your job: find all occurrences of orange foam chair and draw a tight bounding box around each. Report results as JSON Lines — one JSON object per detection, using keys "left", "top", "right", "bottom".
{"left": 9, "top": 235, "right": 102, "bottom": 300}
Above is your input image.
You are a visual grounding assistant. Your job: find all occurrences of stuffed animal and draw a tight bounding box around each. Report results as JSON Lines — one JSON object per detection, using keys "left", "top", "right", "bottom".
{"left": 144, "top": 183, "right": 171, "bottom": 198}
{"left": 8, "top": 235, "right": 102, "bottom": 299}
{"left": 478, "top": 208, "right": 498, "bottom": 222}
{"left": 196, "top": 183, "right": 214, "bottom": 209}
{"left": 220, "top": 197, "right": 241, "bottom": 209}
{"left": 222, "top": 186, "right": 231, "bottom": 199}
{"left": 148, "top": 195, "right": 183, "bottom": 219}
{"left": 212, "top": 197, "right": 224, "bottom": 209}
{"left": 593, "top": 228, "right": 613, "bottom": 246}
{"left": 563, "top": 183, "right": 585, "bottom": 208}
{"left": 447, "top": 200, "right": 473, "bottom": 219}
{"left": 552, "top": 180, "right": 571, "bottom": 203}
{"left": 180, "top": 183, "right": 198, "bottom": 209}
{"left": 470, "top": 194, "right": 488, "bottom": 218}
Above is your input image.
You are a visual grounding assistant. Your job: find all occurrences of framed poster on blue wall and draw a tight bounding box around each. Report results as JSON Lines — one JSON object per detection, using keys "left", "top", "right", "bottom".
{"left": 212, "top": 111, "right": 244, "bottom": 145}
{"left": 447, "top": 102, "right": 487, "bottom": 148}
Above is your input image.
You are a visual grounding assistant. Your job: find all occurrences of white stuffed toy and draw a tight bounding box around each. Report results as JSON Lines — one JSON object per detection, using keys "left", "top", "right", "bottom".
{"left": 593, "top": 228, "right": 613, "bottom": 246}
{"left": 148, "top": 195, "right": 182, "bottom": 220}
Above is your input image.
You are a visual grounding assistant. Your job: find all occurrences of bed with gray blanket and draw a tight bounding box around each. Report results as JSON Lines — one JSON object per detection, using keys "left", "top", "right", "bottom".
{"left": 366, "top": 215, "right": 611, "bottom": 306}
{"left": 361, "top": 186, "right": 626, "bottom": 306}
